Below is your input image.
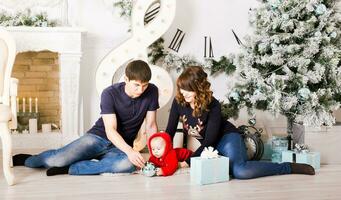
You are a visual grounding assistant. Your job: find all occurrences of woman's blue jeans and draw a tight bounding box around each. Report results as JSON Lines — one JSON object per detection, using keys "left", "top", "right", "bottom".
{"left": 24, "top": 133, "right": 136, "bottom": 175}
{"left": 216, "top": 132, "right": 291, "bottom": 179}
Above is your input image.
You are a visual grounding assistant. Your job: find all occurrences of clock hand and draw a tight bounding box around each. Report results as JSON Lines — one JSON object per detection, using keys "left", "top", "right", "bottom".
{"left": 231, "top": 29, "right": 244, "bottom": 46}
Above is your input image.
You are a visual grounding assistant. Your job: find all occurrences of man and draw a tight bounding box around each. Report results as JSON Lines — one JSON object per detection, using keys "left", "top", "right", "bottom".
{"left": 13, "top": 60, "right": 159, "bottom": 176}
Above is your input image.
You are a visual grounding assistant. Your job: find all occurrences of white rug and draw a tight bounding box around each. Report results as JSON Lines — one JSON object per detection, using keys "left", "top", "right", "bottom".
{"left": 101, "top": 167, "right": 190, "bottom": 177}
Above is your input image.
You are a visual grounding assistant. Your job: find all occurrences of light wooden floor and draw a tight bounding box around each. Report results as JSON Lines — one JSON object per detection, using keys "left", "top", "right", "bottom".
{"left": 1, "top": 151, "right": 341, "bottom": 200}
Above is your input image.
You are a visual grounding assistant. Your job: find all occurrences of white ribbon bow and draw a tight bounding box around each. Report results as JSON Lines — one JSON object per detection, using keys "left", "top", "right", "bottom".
{"left": 294, "top": 143, "right": 310, "bottom": 153}
{"left": 200, "top": 146, "right": 219, "bottom": 159}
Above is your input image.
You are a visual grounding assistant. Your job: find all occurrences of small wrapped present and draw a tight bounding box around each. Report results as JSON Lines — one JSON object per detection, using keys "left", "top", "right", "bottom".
{"left": 281, "top": 144, "right": 320, "bottom": 169}
{"left": 271, "top": 136, "right": 288, "bottom": 163}
{"left": 190, "top": 147, "right": 229, "bottom": 185}
{"left": 261, "top": 141, "right": 273, "bottom": 160}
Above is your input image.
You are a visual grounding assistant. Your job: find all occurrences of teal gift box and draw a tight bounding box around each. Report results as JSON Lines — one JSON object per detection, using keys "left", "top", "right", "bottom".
{"left": 281, "top": 150, "right": 320, "bottom": 170}
{"left": 190, "top": 156, "right": 229, "bottom": 185}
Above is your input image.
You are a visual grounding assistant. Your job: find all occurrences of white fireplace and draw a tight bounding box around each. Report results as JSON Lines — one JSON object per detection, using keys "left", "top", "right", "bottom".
{"left": 6, "top": 26, "right": 85, "bottom": 149}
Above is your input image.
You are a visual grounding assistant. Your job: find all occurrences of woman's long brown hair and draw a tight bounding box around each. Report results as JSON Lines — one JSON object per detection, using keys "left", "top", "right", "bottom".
{"left": 176, "top": 66, "right": 213, "bottom": 117}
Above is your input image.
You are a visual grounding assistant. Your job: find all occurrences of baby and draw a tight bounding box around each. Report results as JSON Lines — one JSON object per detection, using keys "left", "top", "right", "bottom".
{"left": 147, "top": 132, "right": 192, "bottom": 176}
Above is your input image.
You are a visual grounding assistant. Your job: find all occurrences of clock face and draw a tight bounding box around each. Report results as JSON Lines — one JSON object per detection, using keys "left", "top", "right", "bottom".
{"left": 146, "top": 0, "right": 259, "bottom": 100}
{"left": 162, "top": 0, "right": 259, "bottom": 61}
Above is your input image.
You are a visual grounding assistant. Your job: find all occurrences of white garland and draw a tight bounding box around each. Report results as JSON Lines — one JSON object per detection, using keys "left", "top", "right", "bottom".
{"left": 0, "top": 9, "right": 58, "bottom": 27}
{"left": 0, "top": 0, "right": 63, "bottom": 9}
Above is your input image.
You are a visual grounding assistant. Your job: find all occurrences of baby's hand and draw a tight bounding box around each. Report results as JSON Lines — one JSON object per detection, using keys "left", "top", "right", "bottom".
{"left": 156, "top": 168, "right": 163, "bottom": 176}
{"left": 179, "top": 161, "right": 189, "bottom": 168}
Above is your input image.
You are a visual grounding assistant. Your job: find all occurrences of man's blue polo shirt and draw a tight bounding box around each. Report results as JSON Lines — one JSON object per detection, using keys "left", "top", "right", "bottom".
{"left": 88, "top": 82, "right": 159, "bottom": 146}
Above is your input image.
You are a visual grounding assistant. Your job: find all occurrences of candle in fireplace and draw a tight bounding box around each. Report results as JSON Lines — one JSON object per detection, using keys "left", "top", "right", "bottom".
{"left": 29, "top": 97, "right": 32, "bottom": 113}
{"left": 23, "top": 97, "right": 25, "bottom": 112}
{"left": 16, "top": 97, "right": 19, "bottom": 112}
{"left": 35, "top": 97, "right": 38, "bottom": 113}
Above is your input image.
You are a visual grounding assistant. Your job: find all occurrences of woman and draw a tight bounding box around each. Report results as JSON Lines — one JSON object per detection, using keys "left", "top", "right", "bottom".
{"left": 165, "top": 66, "right": 315, "bottom": 179}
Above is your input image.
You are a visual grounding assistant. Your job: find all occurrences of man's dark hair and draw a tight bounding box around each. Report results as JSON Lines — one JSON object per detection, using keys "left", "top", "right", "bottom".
{"left": 125, "top": 60, "right": 151, "bottom": 82}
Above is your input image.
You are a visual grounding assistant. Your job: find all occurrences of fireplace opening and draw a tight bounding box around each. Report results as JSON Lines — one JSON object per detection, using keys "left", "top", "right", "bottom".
{"left": 11, "top": 51, "right": 61, "bottom": 133}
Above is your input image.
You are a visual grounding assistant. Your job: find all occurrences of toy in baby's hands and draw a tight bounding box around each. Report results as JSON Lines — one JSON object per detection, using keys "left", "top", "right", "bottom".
{"left": 141, "top": 162, "right": 157, "bottom": 177}
{"left": 147, "top": 132, "right": 192, "bottom": 176}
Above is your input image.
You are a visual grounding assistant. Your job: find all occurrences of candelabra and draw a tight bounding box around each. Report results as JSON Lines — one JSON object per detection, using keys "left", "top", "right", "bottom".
{"left": 16, "top": 112, "right": 40, "bottom": 133}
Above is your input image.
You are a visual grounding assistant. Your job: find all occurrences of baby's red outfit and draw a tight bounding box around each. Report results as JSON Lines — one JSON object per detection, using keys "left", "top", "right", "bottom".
{"left": 147, "top": 132, "right": 192, "bottom": 176}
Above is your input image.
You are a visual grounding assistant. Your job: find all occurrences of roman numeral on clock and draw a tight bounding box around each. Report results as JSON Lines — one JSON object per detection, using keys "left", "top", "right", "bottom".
{"left": 204, "top": 36, "right": 214, "bottom": 58}
{"left": 144, "top": 3, "right": 161, "bottom": 24}
{"left": 168, "top": 28, "right": 185, "bottom": 52}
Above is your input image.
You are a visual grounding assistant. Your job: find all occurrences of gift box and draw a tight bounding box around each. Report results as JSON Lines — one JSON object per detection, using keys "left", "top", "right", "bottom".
{"left": 190, "top": 156, "right": 229, "bottom": 185}
{"left": 271, "top": 136, "right": 288, "bottom": 163}
{"left": 261, "top": 141, "right": 273, "bottom": 161}
{"left": 303, "top": 122, "right": 341, "bottom": 164}
{"left": 281, "top": 150, "right": 320, "bottom": 170}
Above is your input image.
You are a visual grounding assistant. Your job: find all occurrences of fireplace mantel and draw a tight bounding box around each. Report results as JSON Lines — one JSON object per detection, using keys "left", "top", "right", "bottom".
{"left": 6, "top": 26, "right": 86, "bottom": 149}
{"left": 6, "top": 26, "right": 84, "bottom": 53}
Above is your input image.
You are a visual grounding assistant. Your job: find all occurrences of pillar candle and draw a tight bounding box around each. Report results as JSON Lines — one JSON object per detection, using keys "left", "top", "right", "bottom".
{"left": 29, "top": 118, "right": 38, "bottom": 134}
{"left": 42, "top": 123, "right": 51, "bottom": 133}
{"left": 23, "top": 97, "right": 25, "bottom": 112}
{"left": 29, "top": 97, "right": 32, "bottom": 113}
{"left": 35, "top": 97, "right": 38, "bottom": 113}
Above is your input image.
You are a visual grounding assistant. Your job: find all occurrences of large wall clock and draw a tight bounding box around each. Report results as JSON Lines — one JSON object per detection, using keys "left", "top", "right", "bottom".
{"left": 161, "top": 0, "right": 259, "bottom": 100}
{"left": 147, "top": 0, "right": 260, "bottom": 151}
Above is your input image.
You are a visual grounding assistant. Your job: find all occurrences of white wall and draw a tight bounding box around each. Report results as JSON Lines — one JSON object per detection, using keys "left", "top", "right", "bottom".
{"left": 68, "top": 0, "right": 131, "bottom": 132}
{"left": 69, "top": 0, "right": 341, "bottom": 136}
{"left": 71, "top": 0, "right": 261, "bottom": 132}
{"left": 8, "top": 0, "right": 333, "bottom": 135}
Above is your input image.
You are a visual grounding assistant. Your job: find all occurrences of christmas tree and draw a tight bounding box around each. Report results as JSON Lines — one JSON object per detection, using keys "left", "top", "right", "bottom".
{"left": 224, "top": 0, "right": 341, "bottom": 130}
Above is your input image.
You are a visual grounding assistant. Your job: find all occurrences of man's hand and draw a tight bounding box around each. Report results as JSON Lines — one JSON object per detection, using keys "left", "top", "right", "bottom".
{"left": 179, "top": 161, "right": 189, "bottom": 168}
{"left": 127, "top": 149, "right": 145, "bottom": 168}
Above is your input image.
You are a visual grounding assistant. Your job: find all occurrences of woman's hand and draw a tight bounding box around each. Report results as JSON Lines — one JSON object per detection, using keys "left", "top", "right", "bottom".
{"left": 179, "top": 161, "right": 189, "bottom": 168}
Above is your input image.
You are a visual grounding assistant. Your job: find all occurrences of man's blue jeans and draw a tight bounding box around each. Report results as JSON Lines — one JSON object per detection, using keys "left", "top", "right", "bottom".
{"left": 216, "top": 132, "right": 291, "bottom": 179}
{"left": 24, "top": 133, "right": 136, "bottom": 175}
